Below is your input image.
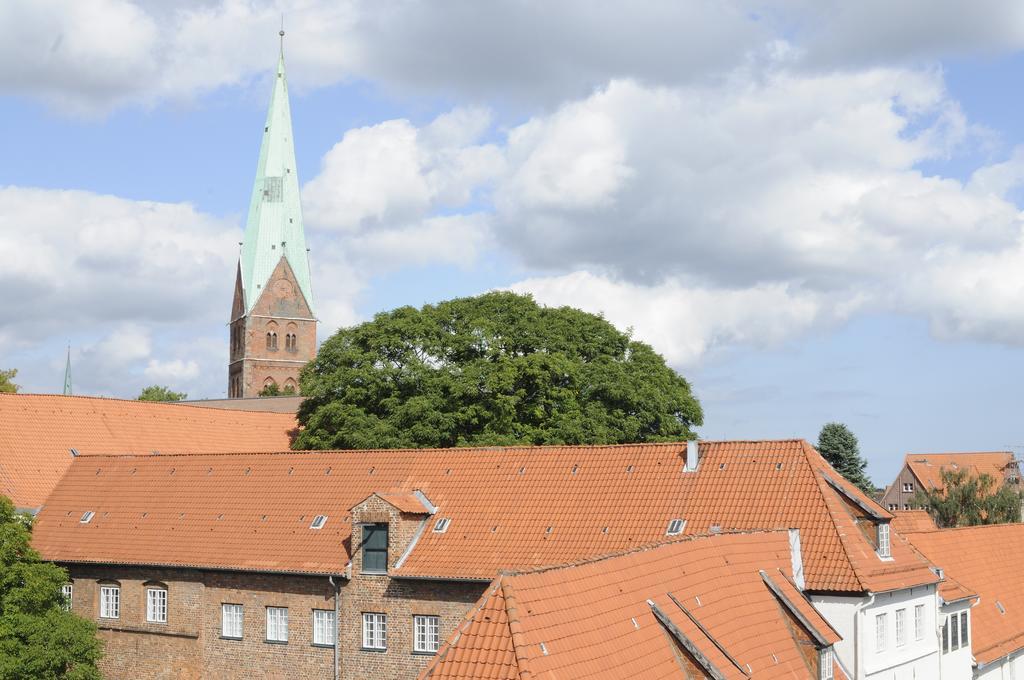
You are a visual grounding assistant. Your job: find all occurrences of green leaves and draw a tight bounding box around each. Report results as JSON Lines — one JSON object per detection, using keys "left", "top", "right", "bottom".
{"left": 816, "top": 422, "right": 875, "bottom": 495}
{"left": 136, "top": 385, "right": 186, "bottom": 402}
{"left": 0, "top": 370, "right": 17, "bottom": 395}
{"left": 0, "top": 496, "right": 102, "bottom": 679}
{"left": 296, "top": 292, "right": 702, "bottom": 449}
{"left": 912, "top": 469, "right": 1022, "bottom": 528}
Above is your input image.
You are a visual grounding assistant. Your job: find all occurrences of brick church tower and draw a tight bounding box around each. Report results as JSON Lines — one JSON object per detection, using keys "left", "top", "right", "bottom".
{"left": 228, "top": 41, "right": 316, "bottom": 398}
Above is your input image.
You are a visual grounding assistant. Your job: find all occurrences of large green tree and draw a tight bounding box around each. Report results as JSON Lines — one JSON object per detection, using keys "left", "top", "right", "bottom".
{"left": 0, "top": 369, "right": 17, "bottom": 394}
{"left": 296, "top": 292, "right": 703, "bottom": 449}
{"left": 816, "top": 422, "right": 874, "bottom": 495}
{"left": 136, "top": 385, "right": 186, "bottom": 402}
{"left": 912, "top": 469, "right": 1022, "bottom": 528}
{"left": 0, "top": 496, "right": 102, "bottom": 678}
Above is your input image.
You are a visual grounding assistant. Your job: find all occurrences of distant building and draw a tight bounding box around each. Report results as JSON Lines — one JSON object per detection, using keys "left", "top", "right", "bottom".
{"left": 32, "top": 439, "right": 943, "bottom": 679}
{"left": 880, "top": 452, "right": 1020, "bottom": 512}
{"left": 0, "top": 393, "right": 296, "bottom": 512}
{"left": 228, "top": 46, "right": 316, "bottom": 398}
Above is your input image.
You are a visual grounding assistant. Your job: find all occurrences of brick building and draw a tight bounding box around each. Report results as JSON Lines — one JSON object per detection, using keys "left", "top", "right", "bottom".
{"left": 32, "top": 439, "right": 944, "bottom": 679}
{"left": 228, "top": 45, "right": 316, "bottom": 398}
{"left": 879, "top": 452, "right": 1021, "bottom": 513}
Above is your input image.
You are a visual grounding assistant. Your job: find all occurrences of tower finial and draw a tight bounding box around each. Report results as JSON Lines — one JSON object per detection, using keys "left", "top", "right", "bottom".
{"left": 279, "top": 15, "right": 285, "bottom": 55}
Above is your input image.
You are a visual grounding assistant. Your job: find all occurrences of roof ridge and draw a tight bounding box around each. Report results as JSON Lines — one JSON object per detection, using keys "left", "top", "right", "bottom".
{"left": 0, "top": 392, "right": 297, "bottom": 415}
{"left": 500, "top": 579, "right": 535, "bottom": 679}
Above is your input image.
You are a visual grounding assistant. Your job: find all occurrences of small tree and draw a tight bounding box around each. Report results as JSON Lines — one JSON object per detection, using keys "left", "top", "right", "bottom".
{"left": 816, "top": 422, "right": 874, "bottom": 495}
{"left": 136, "top": 386, "right": 186, "bottom": 402}
{"left": 259, "top": 383, "right": 281, "bottom": 397}
{"left": 912, "top": 469, "right": 1022, "bottom": 528}
{"left": 0, "top": 496, "right": 103, "bottom": 677}
{"left": 0, "top": 369, "right": 18, "bottom": 394}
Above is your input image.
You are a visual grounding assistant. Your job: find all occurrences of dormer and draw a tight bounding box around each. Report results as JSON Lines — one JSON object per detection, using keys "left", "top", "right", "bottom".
{"left": 349, "top": 490, "right": 436, "bottom": 575}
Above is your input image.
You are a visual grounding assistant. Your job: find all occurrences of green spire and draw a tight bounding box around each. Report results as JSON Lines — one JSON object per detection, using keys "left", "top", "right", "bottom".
{"left": 63, "top": 346, "right": 72, "bottom": 396}
{"left": 239, "top": 42, "right": 314, "bottom": 314}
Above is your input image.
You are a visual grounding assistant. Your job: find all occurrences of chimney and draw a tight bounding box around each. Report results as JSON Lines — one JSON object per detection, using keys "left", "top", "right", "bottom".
{"left": 685, "top": 440, "right": 699, "bottom": 472}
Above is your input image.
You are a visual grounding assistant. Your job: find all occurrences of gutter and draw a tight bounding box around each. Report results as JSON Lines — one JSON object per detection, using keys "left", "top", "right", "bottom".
{"left": 856, "top": 592, "right": 876, "bottom": 680}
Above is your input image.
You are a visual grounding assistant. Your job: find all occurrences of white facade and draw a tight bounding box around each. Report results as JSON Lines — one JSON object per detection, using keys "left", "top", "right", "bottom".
{"left": 977, "top": 653, "right": 1022, "bottom": 680}
{"left": 812, "top": 585, "right": 942, "bottom": 680}
{"left": 939, "top": 600, "right": 974, "bottom": 679}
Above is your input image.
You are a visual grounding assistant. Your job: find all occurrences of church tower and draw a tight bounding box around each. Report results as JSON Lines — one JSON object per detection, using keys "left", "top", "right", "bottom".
{"left": 228, "top": 37, "right": 316, "bottom": 398}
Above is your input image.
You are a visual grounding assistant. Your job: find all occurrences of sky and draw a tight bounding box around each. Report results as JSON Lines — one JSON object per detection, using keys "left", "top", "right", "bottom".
{"left": 3, "top": 1, "right": 1024, "bottom": 484}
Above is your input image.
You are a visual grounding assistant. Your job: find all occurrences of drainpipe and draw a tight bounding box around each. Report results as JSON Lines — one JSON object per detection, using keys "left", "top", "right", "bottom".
{"left": 329, "top": 575, "right": 340, "bottom": 680}
{"left": 857, "top": 592, "right": 876, "bottom": 680}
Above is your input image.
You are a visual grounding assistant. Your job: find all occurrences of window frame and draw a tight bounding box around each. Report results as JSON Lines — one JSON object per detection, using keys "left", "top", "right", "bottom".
{"left": 960, "top": 611, "right": 969, "bottom": 648}
{"left": 895, "top": 608, "right": 906, "bottom": 648}
{"left": 819, "top": 646, "right": 834, "bottom": 680}
{"left": 902, "top": 482, "right": 914, "bottom": 493}
{"left": 61, "top": 583, "right": 73, "bottom": 611}
{"left": 312, "top": 609, "right": 336, "bottom": 647}
{"left": 362, "top": 523, "right": 389, "bottom": 574}
{"left": 877, "top": 522, "right": 891, "bottom": 558}
{"left": 914, "top": 604, "right": 925, "bottom": 641}
{"left": 413, "top": 614, "right": 441, "bottom": 654}
{"left": 875, "top": 612, "right": 887, "bottom": 653}
{"left": 99, "top": 584, "right": 120, "bottom": 619}
{"left": 951, "top": 612, "right": 960, "bottom": 651}
{"left": 221, "top": 603, "right": 243, "bottom": 640}
{"left": 362, "top": 612, "right": 387, "bottom": 651}
{"left": 942, "top": 617, "right": 950, "bottom": 654}
{"left": 146, "top": 587, "right": 168, "bottom": 624}
{"left": 266, "top": 606, "right": 289, "bottom": 644}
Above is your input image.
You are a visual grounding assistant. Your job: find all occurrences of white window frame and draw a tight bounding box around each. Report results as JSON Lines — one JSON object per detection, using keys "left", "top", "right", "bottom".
{"left": 960, "top": 611, "right": 969, "bottom": 648}
{"left": 414, "top": 615, "right": 441, "bottom": 654}
{"left": 877, "top": 523, "right": 891, "bottom": 558}
{"left": 914, "top": 604, "right": 925, "bottom": 641}
{"left": 895, "top": 608, "right": 906, "bottom": 647}
{"left": 951, "top": 612, "right": 960, "bottom": 651}
{"left": 902, "top": 482, "right": 913, "bottom": 492}
{"left": 942, "top": 617, "right": 949, "bottom": 654}
{"left": 875, "top": 612, "right": 887, "bottom": 652}
{"left": 313, "top": 609, "right": 336, "bottom": 646}
{"left": 146, "top": 587, "right": 167, "bottom": 623}
{"left": 221, "top": 604, "right": 243, "bottom": 639}
{"left": 819, "top": 646, "right": 834, "bottom": 680}
{"left": 61, "top": 583, "right": 73, "bottom": 611}
{"left": 362, "top": 612, "right": 387, "bottom": 650}
{"left": 266, "top": 606, "right": 289, "bottom": 643}
{"left": 99, "top": 585, "right": 120, "bottom": 619}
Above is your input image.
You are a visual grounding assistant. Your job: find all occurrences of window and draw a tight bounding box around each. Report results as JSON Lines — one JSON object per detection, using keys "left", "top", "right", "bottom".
{"left": 877, "top": 523, "right": 891, "bottom": 558}
{"left": 80, "top": 511, "right": 95, "bottom": 523}
{"left": 888, "top": 504, "right": 897, "bottom": 511}
{"left": 875, "top": 613, "right": 887, "bottom": 652}
{"left": 433, "top": 518, "right": 451, "bottom": 533}
{"left": 951, "top": 612, "right": 960, "bottom": 650}
{"left": 414, "top": 615, "right": 440, "bottom": 654}
{"left": 362, "top": 613, "right": 387, "bottom": 650}
{"left": 100, "top": 585, "right": 120, "bottom": 619}
{"left": 819, "top": 646, "right": 834, "bottom": 680}
{"left": 222, "top": 604, "right": 243, "bottom": 639}
{"left": 266, "top": 607, "right": 289, "bottom": 643}
{"left": 895, "top": 608, "right": 906, "bottom": 647}
{"left": 915, "top": 604, "right": 925, "bottom": 641}
{"left": 942, "top": 617, "right": 949, "bottom": 653}
{"left": 266, "top": 332, "right": 278, "bottom": 350}
{"left": 666, "top": 518, "right": 685, "bottom": 536}
{"left": 61, "top": 583, "right": 73, "bottom": 611}
{"left": 903, "top": 504, "right": 911, "bottom": 511}
{"left": 146, "top": 588, "right": 167, "bottom": 623}
{"left": 310, "top": 515, "right": 328, "bottom": 530}
{"left": 362, "top": 524, "right": 388, "bottom": 573}
{"left": 312, "top": 610, "right": 336, "bottom": 646}
{"left": 902, "top": 482, "right": 914, "bottom": 492}
{"left": 960, "top": 611, "right": 969, "bottom": 648}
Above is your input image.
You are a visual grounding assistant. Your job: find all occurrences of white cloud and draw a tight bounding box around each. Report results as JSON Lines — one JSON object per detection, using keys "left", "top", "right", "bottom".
{"left": 144, "top": 358, "right": 201, "bottom": 383}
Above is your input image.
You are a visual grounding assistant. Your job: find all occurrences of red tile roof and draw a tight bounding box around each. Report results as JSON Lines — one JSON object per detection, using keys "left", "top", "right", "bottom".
{"left": 0, "top": 394, "right": 297, "bottom": 509}
{"left": 904, "top": 452, "right": 1015, "bottom": 492}
{"left": 891, "top": 510, "right": 938, "bottom": 534}
{"left": 902, "top": 524, "right": 1024, "bottom": 666}
{"left": 33, "top": 440, "right": 938, "bottom": 592}
{"left": 420, "top": 531, "right": 844, "bottom": 680}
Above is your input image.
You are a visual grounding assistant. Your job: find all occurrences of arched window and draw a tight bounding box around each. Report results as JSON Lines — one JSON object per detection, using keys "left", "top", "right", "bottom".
{"left": 266, "top": 332, "right": 278, "bottom": 351}
{"left": 285, "top": 333, "right": 296, "bottom": 352}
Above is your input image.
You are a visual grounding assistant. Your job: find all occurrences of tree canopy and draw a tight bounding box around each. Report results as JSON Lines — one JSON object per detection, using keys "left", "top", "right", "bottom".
{"left": 136, "top": 385, "right": 186, "bottom": 402}
{"left": 0, "top": 370, "right": 17, "bottom": 394}
{"left": 816, "top": 422, "right": 874, "bottom": 494}
{"left": 0, "top": 496, "right": 102, "bottom": 678}
{"left": 259, "top": 383, "right": 296, "bottom": 397}
{"left": 912, "top": 469, "right": 1022, "bottom": 528}
{"left": 296, "top": 292, "right": 703, "bottom": 450}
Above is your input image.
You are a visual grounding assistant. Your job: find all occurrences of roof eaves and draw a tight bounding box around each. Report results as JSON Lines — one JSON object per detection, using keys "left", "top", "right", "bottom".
{"left": 647, "top": 599, "right": 733, "bottom": 680}
{"left": 759, "top": 570, "right": 839, "bottom": 647}
{"left": 51, "top": 557, "right": 346, "bottom": 578}
{"left": 819, "top": 472, "right": 890, "bottom": 521}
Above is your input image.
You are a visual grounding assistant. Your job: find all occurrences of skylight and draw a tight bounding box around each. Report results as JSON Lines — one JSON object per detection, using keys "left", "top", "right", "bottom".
{"left": 310, "top": 515, "right": 328, "bottom": 530}
{"left": 433, "top": 518, "right": 451, "bottom": 533}
{"left": 666, "top": 518, "right": 686, "bottom": 536}
{"left": 80, "top": 511, "right": 95, "bottom": 524}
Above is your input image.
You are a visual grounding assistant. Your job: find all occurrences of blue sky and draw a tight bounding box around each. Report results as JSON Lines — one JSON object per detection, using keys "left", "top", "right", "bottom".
{"left": 3, "top": 1, "right": 1024, "bottom": 485}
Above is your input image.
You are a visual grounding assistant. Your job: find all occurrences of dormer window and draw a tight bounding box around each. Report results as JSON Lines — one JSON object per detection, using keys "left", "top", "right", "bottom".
{"left": 666, "top": 519, "right": 685, "bottom": 536}
{"left": 362, "top": 523, "right": 388, "bottom": 574}
{"left": 310, "top": 515, "right": 327, "bottom": 530}
{"left": 819, "top": 646, "right": 834, "bottom": 680}
{"left": 877, "top": 522, "right": 891, "bottom": 558}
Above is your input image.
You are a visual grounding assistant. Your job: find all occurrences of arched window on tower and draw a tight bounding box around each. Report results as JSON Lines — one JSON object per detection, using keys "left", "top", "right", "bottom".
{"left": 266, "top": 332, "right": 278, "bottom": 351}
{"left": 285, "top": 333, "right": 296, "bottom": 352}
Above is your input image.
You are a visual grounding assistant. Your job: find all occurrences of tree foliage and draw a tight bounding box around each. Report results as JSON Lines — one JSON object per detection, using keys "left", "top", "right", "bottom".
{"left": 816, "top": 422, "right": 874, "bottom": 494}
{"left": 296, "top": 292, "right": 703, "bottom": 450}
{"left": 136, "top": 385, "right": 186, "bottom": 402}
{"left": 0, "top": 370, "right": 17, "bottom": 394}
{"left": 0, "top": 496, "right": 102, "bottom": 678}
{"left": 259, "top": 383, "right": 296, "bottom": 397}
{"left": 912, "top": 469, "right": 1022, "bottom": 528}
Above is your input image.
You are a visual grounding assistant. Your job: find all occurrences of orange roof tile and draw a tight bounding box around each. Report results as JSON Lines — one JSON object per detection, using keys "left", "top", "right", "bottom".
{"left": 421, "top": 531, "right": 845, "bottom": 680}
{"left": 33, "top": 440, "right": 938, "bottom": 592}
{"left": 904, "top": 452, "right": 1016, "bottom": 492}
{"left": 0, "top": 394, "right": 297, "bottom": 509}
{"left": 902, "top": 524, "right": 1024, "bottom": 666}
{"left": 891, "top": 510, "right": 938, "bottom": 534}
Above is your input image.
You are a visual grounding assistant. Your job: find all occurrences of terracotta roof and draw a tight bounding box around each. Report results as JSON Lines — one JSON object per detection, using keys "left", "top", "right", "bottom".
{"left": 33, "top": 440, "right": 938, "bottom": 591}
{"left": 891, "top": 510, "right": 938, "bottom": 534}
{"left": 904, "top": 452, "right": 1016, "bottom": 492}
{"left": 0, "top": 394, "right": 297, "bottom": 509}
{"left": 901, "top": 524, "right": 1024, "bottom": 666}
{"left": 420, "top": 531, "right": 845, "bottom": 680}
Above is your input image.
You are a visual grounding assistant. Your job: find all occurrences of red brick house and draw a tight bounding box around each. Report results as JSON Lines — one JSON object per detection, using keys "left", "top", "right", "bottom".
{"left": 879, "top": 452, "right": 1020, "bottom": 513}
